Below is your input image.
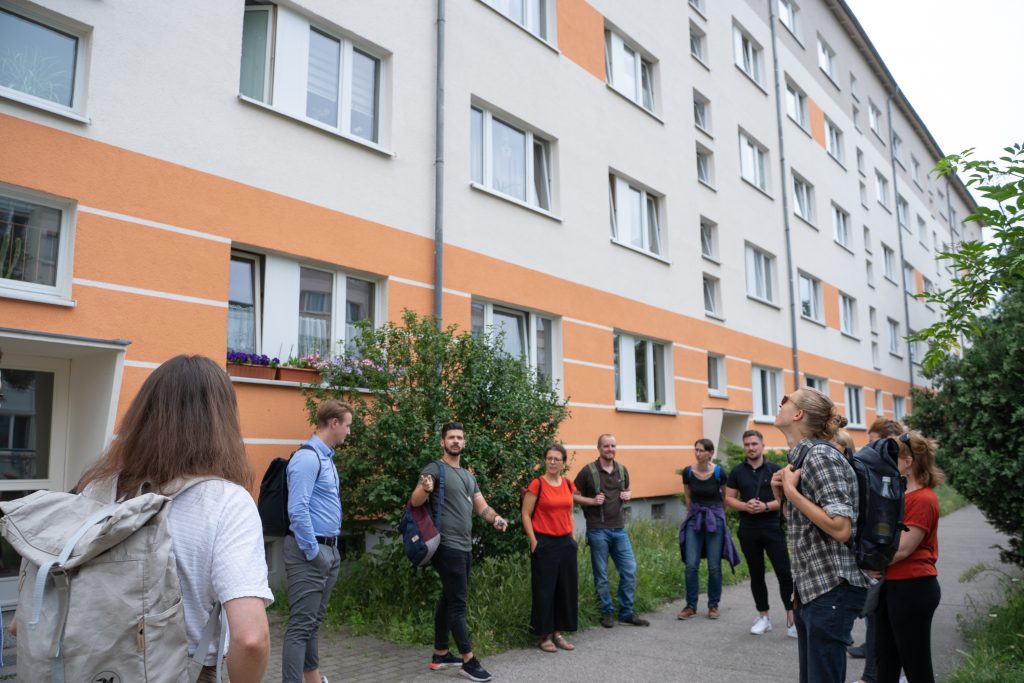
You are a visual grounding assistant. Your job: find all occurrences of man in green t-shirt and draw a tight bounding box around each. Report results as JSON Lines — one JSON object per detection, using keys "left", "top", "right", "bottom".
{"left": 410, "top": 422, "right": 507, "bottom": 682}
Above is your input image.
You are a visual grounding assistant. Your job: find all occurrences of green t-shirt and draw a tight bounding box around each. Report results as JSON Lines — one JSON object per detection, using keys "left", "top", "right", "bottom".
{"left": 420, "top": 461, "right": 480, "bottom": 552}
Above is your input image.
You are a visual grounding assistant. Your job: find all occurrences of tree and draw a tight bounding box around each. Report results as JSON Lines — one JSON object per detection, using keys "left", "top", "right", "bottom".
{"left": 305, "top": 310, "right": 569, "bottom": 560}
{"left": 915, "top": 143, "right": 1024, "bottom": 371}
{"left": 908, "top": 288, "right": 1024, "bottom": 568}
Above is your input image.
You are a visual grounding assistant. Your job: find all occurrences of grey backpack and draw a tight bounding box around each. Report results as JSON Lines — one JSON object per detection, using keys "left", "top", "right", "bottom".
{"left": 0, "top": 477, "right": 225, "bottom": 683}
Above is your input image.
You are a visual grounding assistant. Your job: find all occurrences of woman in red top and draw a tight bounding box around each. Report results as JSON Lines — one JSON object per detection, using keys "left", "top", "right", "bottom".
{"left": 875, "top": 430, "right": 943, "bottom": 683}
{"left": 522, "top": 444, "right": 579, "bottom": 653}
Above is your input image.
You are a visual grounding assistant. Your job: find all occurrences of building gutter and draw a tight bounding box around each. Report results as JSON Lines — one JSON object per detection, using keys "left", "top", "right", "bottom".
{"left": 886, "top": 88, "right": 914, "bottom": 393}
{"left": 433, "top": 0, "right": 446, "bottom": 325}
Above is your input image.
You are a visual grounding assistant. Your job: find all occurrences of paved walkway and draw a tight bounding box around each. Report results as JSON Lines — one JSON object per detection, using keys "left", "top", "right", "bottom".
{"left": 264, "top": 505, "right": 1015, "bottom": 682}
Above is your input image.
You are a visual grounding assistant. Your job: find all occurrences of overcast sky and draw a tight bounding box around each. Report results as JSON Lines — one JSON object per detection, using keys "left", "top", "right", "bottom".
{"left": 844, "top": 0, "right": 1022, "bottom": 168}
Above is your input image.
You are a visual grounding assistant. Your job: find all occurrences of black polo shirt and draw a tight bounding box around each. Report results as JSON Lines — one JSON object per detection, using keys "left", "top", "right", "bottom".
{"left": 726, "top": 459, "right": 782, "bottom": 530}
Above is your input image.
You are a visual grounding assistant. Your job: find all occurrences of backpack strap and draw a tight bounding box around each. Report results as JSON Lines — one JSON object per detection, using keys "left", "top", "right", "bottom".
{"left": 433, "top": 460, "right": 446, "bottom": 533}
{"left": 190, "top": 602, "right": 226, "bottom": 683}
{"left": 715, "top": 464, "right": 724, "bottom": 486}
{"left": 682, "top": 465, "right": 692, "bottom": 485}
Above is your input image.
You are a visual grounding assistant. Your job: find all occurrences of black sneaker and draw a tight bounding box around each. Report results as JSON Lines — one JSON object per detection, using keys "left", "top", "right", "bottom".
{"left": 848, "top": 643, "right": 866, "bottom": 659}
{"left": 619, "top": 613, "right": 650, "bottom": 626}
{"left": 459, "top": 656, "right": 493, "bottom": 682}
{"left": 430, "top": 652, "right": 463, "bottom": 671}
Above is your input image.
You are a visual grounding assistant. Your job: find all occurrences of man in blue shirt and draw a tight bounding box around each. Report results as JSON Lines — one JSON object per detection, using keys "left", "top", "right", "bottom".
{"left": 283, "top": 400, "right": 352, "bottom": 683}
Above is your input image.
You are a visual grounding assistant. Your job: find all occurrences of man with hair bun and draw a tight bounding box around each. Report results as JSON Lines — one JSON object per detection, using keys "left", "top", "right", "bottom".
{"left": 771, "top": 388, "right": 871, "bottom": 683}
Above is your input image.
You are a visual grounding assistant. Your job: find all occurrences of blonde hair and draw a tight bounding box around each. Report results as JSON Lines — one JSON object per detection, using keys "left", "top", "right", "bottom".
{"left": 834, "top": 429, "right": 856, "bottom": 455}
{"left": 792, "top": 387, "right": 848, "bottom": 441}
{"left": 897, "top": 431, "right": 945, "bottom": 489}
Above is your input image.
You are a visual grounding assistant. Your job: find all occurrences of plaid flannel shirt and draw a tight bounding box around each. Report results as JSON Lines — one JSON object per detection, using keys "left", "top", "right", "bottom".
{"left": 787, "top": 439, "right": 871, "bottom": 603}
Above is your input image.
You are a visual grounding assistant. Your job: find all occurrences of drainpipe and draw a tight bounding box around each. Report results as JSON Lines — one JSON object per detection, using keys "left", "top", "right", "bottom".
{"left": 886, "top": 88, "right": 914, "bottom": 392}
{"left": 433, "top": 0, "right": 446, "bottom": 326}
{"left": 767, "top": 0, "right": 801, "bottom": 390}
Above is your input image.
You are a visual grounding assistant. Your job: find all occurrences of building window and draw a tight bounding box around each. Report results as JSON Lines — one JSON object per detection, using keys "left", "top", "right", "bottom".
{"left": 875, "top": 171, "right": 890, "bottom": 207}
{"left": 609, "top": 174, "right": 662, "bottom": 256}
{"left": 875, "top": 388, "right": 884, "bottom": 415}
{"left": 793, "top": 173, "right": 814, "bottom": 222}
{"left": 733, "top": 25, "right": 764, "bottom": 86}
{"left": 882, "top": 244, "right": 896, "bottom": 281}
{"left": 708, "top": 353, "right": 726, "bottom": 397}
{"left": 896, "top": 194, "right": 909, "bottom": 229}
{"left": 0, "top": 187, "right": 74, "bottom": 303}
{"left": 871, "top": 342, "right": 880, "bottom": 369}
{"left": 856, "top": 148, "right": 865, "bottom": 175}
{"left": 700, "top": 217, "right": 718, "bottom": 260}
{"left": 922, "top": 276, "right": 934, "bottom": 297}
{"left": 840, "top": 293, "right": 857, "bottom": 336}
{"left": 778, "top": 0, "right": 799, "bottom": 35}
{"left": 605, "top": 28, "right": 655, "bottom": 111}
{"left": 703, "top": 274, "right": 722, "bottom": 317}
{"left": 0, "top": 6, "right": 86, "bottom": 115}
{"left": 845, "top": 385, "right": 864, "bottom": 426}
{"left": 869, "top": 306, "right": 878, "bottom": 334}
{"left": 816, "top": 36, "right": 836, "bottom": 81}
{"left": 689, "top": 22, "right": 707, "bottom": 64}
{"left": 472, "top": 300, "right": 558, "bottom": 384}
{"left": 832, "top": 203, "right": 850, "bottom": 247}
{"left": 892, "top": 133, "right": 904, "bottom": 164}
{"left": 689, "top": 0, "right": 705, "bottom": 11}
{"left": 859, "top": 181, "right": 868, "bottom": 207}
{"left": 909, "top": 329, "right": 920, "bottom": 365}
{"left": 893, "top": 395, "right": 906, "bottom": 421}
{"left": 745, "top": 244, "right": 776, "bottom": 304}
{"left": 805, "top": 375, "right": 827, "bottom": 392}
{"left": 693, "top": 90, "right": 710, "bottom": 132}
{"left": 240, "top": 5, "right": 383, "bottom": 143}
{"left": 850, "top": 72, "right": 859, "bottom": 99}
{"left": 866, "top": 259, "right": 874, "bottom": 288}
{"left": 785, "top": 80, "right": 809, "bottom": 129}
{"left": 863, "top": 226, "right": 872, "bottom": 253}
{"left": 470, "top": 106, "right": 552, "bottom": 210}
{"left": 917, "top": 215, "right": 928, "bottom": 245}
{"left": 739, "top": 132, "right": 769, "bottom": 191}
{"left": 887, "top": 318, "right": 901, "bottom": 355}
{"left": 852, "top": 104, "right": 861, "bottom": 132}
{"left": 228, "top": 252, "right": 261, "bottom": 354}
{"left": 480, "top": 0, "right": 550, "bottom": 40}
{"left": 752, "top": 366, "right": 783, "bottom": 420}
{"left": 798, "top": 272, "right": 822, "bottom": 322}
{"left": 825, "top": 118, "right": 844, "bottom": 162}
{"left": 868, "top": 100, "right": 883, "bottom": 138}
{"left": 903, "top": 262, "right": 915, "bottom": 295}
{"left": 911, "top": 156, "right": 922, "bottom": 184}
{"left": 696, "top": 144, "right": 714, "bottom": 186}
{"left": 614, "top": 332, "right": 669, "bottom": 409}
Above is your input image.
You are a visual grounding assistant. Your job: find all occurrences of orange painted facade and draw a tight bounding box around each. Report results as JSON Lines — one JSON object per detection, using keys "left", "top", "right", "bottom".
{"left": 809, "top": 98, "right": 826, "bottom": 148}
{"left": 556, "top": 0, "right": 607, "bottom": 81}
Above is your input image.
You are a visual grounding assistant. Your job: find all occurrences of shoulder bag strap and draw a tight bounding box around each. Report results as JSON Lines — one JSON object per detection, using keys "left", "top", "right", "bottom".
{"left": 434, "top": 460, "right": 445, "bottom": 532}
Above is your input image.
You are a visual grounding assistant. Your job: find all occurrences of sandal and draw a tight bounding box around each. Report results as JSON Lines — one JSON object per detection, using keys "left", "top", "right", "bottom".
{"left": 553, "top": 634, "right": 575, "bottom": 651}
{"left": 538, "top": 638, "right": 557, "bottom": 653}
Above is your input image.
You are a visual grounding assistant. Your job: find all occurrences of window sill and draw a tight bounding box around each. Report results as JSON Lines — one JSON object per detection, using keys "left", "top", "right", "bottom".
{"left": 229, "top": 375, "right": 372, "bottom": 392}
{"left": 740, "top": 177, "right": 773, "bottom": 200}
{"left": 604, "top": 84, "right": 664, "bottom": 123}
{"left": 794, "top": 214, "right": 817, "bottom": 231}
{"left": 846, "top": 424, "right": 866, "bottom": 431}
{"left": 689, "top": 2, "right": 708, "bottom": 20}
{"left": 872, "top": 129, "right": 886, "bottom": 145}
{"left": 780, "top": 23, "right": 804, "bottom": 48}
{"left": 801, "top": 314, "right": 826, "bottom": 328}
{"left": 469, "top": 182, "right": 562, "bottom": 222}
{"left": 752, "top": 417, "right": 777, "bottom": 424}
{"left": 734, "top": 64, "right": 769, "bottom": 95}
{"left": 702, "top": 253, "right": 721, "bottom": 265}
{"left": 889, "top": 352, "right": 903, "bottom": 360}
{"left": 840, "top": 331, "right": 861, "bottom": 342}
{"left": 609, "top": 238, "right": 671, "bottom": 265}
{"left": 692, "top": 54, "right": 711, "bottom": 71}
{"left": 877, "top": 202, "right": 892, "bottom": 215}
{"left": 833, "top": 239, "right": 855, "bottom": 255}
{"left": 708, "top": 390, "right": 728, "bottom": 399}
{"left": 858, "top": 167, "right": 866, "bottom": 178}
{"left": 615, "top": 405, "right": 678, "bottom": 416}
{"left": 820, "top": 68, "right": 840, "bottom": 90}
{"left": 695, "top": 124, "right": 713, "bottom": 140}
{"left": 789, "top": 117, "right": 813, "bottom": 138}
{"left": 884, "top": 275, "right": 898, "bottom": 286}
{"left": 827, "top": 152, "right": 847, "bottom": 171}
{"left": 704, "top": 311, "right": 725, "bottom": 323}
{"left": 0, "top": 288, "right": 77, "bottom": 308}
{"left": 238, "top": 95, "right": 394, "bottom": 157}
{"left": 697, "top": 178, "right": 717, "bottom": 191}
{"left": 477, "top": 1, "right": 560, "bottom": 54}
{"left": 746, "top": 294, "right": 781, "bottom": 310}
{"left": 0, "top": 88, "right": 90, "bottom": 124}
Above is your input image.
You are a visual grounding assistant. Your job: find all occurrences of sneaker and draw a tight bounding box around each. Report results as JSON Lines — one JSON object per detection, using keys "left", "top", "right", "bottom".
{"left": 848, "top": 643, "right": 866, "bottom": 658}
{"left": 707, "top": 606, "right": 720, "bottom": 619}
{"left": 430, "top": 652, "right": 463, "bottom": 671}
{"left": 750, "top": 615, "right": 772, "bottom": 635}
{"left": 677, "top": 606, "right": 697, "bottom": 620}
{"left": 460, "top": 656, "right": 493, "bottom": 682}
{"left": 787, "top": 623, "right": 798, "bottom": 638}
{"left": 618, "top": 613, "right": 650, "bottom": 626}
{"left": 599, "top": 614, "right": 615, "bottom": 628}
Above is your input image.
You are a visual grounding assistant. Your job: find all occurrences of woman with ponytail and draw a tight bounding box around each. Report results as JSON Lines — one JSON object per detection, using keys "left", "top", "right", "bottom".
{"left": 770, "top": 388, "right": 871, "bottom": 683}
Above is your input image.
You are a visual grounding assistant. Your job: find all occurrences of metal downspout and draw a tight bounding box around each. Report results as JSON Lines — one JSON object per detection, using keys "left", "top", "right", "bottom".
{"left": 433, "top": 0, "right": 445, "bottom": 326}
{"left": 887, "top": 89, "right": 914, "bottom": 392}
{"left": 768, "top": 0, "right": 801, "bottom": 390}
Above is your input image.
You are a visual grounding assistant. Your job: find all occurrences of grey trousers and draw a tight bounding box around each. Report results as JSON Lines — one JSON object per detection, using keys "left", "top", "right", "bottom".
{"left": 282, "top": 534, "right": 342, "bottom": 683}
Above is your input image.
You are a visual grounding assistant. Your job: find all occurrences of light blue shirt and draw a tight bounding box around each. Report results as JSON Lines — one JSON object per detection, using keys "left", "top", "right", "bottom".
{"left": 286, "top": 434, "right": 342, "bottom": 561}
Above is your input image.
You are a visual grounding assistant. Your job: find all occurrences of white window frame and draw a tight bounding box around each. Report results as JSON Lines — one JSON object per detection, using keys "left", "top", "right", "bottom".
{"left": 876, "top": 171, "right": 890, "bottom": 207}
{"left": 479, "top": 0, "right": 552, "bottom": 42}
{"left": 816, "top": 36, "right": 836, "bottom": 81}
{"left": 909, "top": 329, "right": 919, "bottom": 365}
{"left": 850, "top": 72, "right": 859, "bottom": 100}
{"left": 228, "top": 250, "right": 263, "bottom": 354}
{"left": 893, "top": 395, "right": 906, "bottom": 421}
{"left": 785, "top": 80, "right": 809, "bottom": 129}
{"left": 605, "top": 28, "right": 656, "bottom": 112}
{"left": 869, "top": 101, "right": 883, "bottom": 138}
{"left": 805, "top": 374, "right": 827, "bottom": 392}
{"left": 832, "top": 203, "right": 850, "bottom": 247}
{"left": 892, "top": 133, "right": 904, "bottom": 165}
{"left": 0, "top": 183, "right": 76, "bottom": 305}
{"left": 700, "top": 216, "right": 718, "bottom": 261}
{"left": 707, "top": 353, "right": 727, "bottom": 397}
{"left": 859, "top": 181, "right": 868, "bottom": 207}
{"left": 882, "top": 244, "right": 896, "bottom": 281}
{"left": 871, "top": 341, "right": 880, "bottom": 369}
{"left": 614, "top": 331, "right": 672, "bottom": 410}
{"left": 472, "top": 299, "right": 562, "bottom": 388}
{"left": 866, "top": 259, "right": 874, "bottom": 288}
{"left": 470, "top": 105, "right": 553, "bottom": 212}
{"left": 793, "top": 173, "right": 814, "bottom": 222}
{"left": 917, "top": 215, "right": 928, "bottom": 246}
{"left": 689, "top": 22, "right": 707, "bottom": 65}
{"left": 869, "top": 306, "right": 878, "bottom": 335}
{"left": 875, "top": 388, "right": 884, "bottom": 415}
{"left": 840, "top": 292, "right": 857, "bottom": 336}
{"left": 863, "top": 226, "right": 872, "bottom": 253}
{"left": 798, "top": 272, "right": 823, "bottom": 322}
{"left": 733, "top": 24, "right": 765, "bottom": 86}
{"left": 887, "top": 318, "right": 901, "bottom": 355}
{"left": 703, "top": 273, "right": 722, "bottom": 318}
{"left": 911, "top": 156, "right": 922, "bottom": 184}
{"left": 609, "top": 173, "right": 663, "bottom": 256}
{"left": 739, "top": 131, "right": 769, "bottom": 192}
{"left": 896, "top": 194, "right": 909, "bottom": 229}
{"left": 752, "top": 365, "right": 783, "bottom": 421}
{"left": 845, "top": 384, "right": 864, "bottom": 427}
{"left": 693, "top": 89, "right": 711, "bottom": 133}
{"left": 0, "top": 4, "right": 89, "bottom": 121}
{"left": 856, "top": 148, "right": 865, "bottom": 175}
{"left": 825, "top": 118, "right": 844, "bottom": 162}
{"left": 903, "top": 262, "right": 915, "bottom": 295}
{"left": 696, "top": 144, "right": 714, "bottom": 187}
{"left": 745, "top": 243, "right": 777, "bottom": 304}
{"left": 778, "top": 0, "right": 799, "bottom": 36}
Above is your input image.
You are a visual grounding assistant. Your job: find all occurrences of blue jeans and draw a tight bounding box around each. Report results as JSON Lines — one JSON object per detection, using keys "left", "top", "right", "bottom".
{"left": 795, "top": 583, "right": 868, "bottom": 683}
{"left": 683, "top": 520, "right": 723, "bottom": 609}
{"left": 586, "top": 528, "right": 637, "bottom": 619}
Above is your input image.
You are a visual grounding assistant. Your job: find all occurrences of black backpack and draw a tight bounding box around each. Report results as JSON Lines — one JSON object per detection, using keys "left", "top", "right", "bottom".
{"left": 793, "top": 438, "right": 906, "bottom": 571}
{"left": 257, "top": 445, "right": 319, "bottom": 535}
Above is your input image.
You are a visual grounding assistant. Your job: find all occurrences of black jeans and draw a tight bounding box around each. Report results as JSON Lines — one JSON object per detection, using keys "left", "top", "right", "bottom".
{"left": 431, "top": 544, "right": 473, "bottom": 654}
{"left": 876, "top": 575, "right": 941, "bottom": 683}
{"left": 529, "top": 533, "right": 578, "bottom": 636}
{"left": 738, "top": 525, "right": 794, "bottom": 612}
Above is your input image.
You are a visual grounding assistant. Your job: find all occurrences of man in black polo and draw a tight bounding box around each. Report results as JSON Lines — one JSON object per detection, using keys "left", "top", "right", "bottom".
{"left": 724, "top": 429, "right": 795, "bottom": 637}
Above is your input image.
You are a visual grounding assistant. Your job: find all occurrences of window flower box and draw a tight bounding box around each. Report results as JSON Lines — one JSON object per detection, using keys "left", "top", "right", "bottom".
{"left": 226, "top": 351, "right": 278, "bottom": 380}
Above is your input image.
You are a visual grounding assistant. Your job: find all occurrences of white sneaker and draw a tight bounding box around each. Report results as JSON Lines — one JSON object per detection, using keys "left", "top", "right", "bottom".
{"left": 750, "top": 615, "right": 772, "bottom": 635}
{"left": 787, "top": 623, "right": 798, "bottom": 638}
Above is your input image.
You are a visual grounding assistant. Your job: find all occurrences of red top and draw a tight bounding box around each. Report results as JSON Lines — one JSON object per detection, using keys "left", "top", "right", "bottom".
{"left": 887, "top": 487, "right": 939, "bottom": 580}
{"left": 527, "top": 476, "right": 576, "bottom": 537}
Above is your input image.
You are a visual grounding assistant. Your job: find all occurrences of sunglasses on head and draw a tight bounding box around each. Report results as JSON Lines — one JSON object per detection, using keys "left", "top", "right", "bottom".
{"left": 899, "top": 432, "right": 911, "bottom": 445}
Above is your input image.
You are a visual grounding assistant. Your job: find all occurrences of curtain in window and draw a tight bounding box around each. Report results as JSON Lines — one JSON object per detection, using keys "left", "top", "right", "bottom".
{"left": 0, "top": 9, "right": 77, "bottom": 106}
{"left": 349, "top": 49, "right": 378, "bottom": 141}
{"left": 306, "top": 28, "right": 340, "bottom": 126}
{"left": 239, "top": 9, "right": 270, "bottom": 100}
{"left": 491, "top": 118, "right": 526, "bottom": 201}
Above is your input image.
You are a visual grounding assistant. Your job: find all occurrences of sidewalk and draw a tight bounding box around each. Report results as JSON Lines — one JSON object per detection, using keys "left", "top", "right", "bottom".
{"left": 270, "top": 505, "right": 1015, "bottom": 681}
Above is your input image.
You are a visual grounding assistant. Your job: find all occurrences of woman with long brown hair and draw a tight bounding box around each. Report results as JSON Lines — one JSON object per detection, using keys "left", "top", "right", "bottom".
{"left": 77, "top": 354, "right": 272, "bottom": 682}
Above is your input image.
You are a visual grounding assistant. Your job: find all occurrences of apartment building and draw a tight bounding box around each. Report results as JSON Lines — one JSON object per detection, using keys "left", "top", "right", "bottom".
{"left": 0, "top": 0, "right": 978, "bottom": 591}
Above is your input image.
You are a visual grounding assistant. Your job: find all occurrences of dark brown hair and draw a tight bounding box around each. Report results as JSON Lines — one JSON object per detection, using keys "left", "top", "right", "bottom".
{"left": 898, "top": 431, "right": 945, "bottom": 489}
{"left": 868, "top": 418, "right": 906, "bottom": 438}
{"left": 694, "top": 438, "right": 715, "bottom": 453}
{"left": 441, "top": 421, "right": 464, "bottom": 438}
{"left": 742, "top": 429, "right": 764, "bottom": 442}
{"left": 544, "top": 443, "right": 568, "bottom": 462}
{"left": 316, "top": 399, "right": 353, "bottom": 428}
{"left": 79, "top": 355, "right": 253, "bottom": 497}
